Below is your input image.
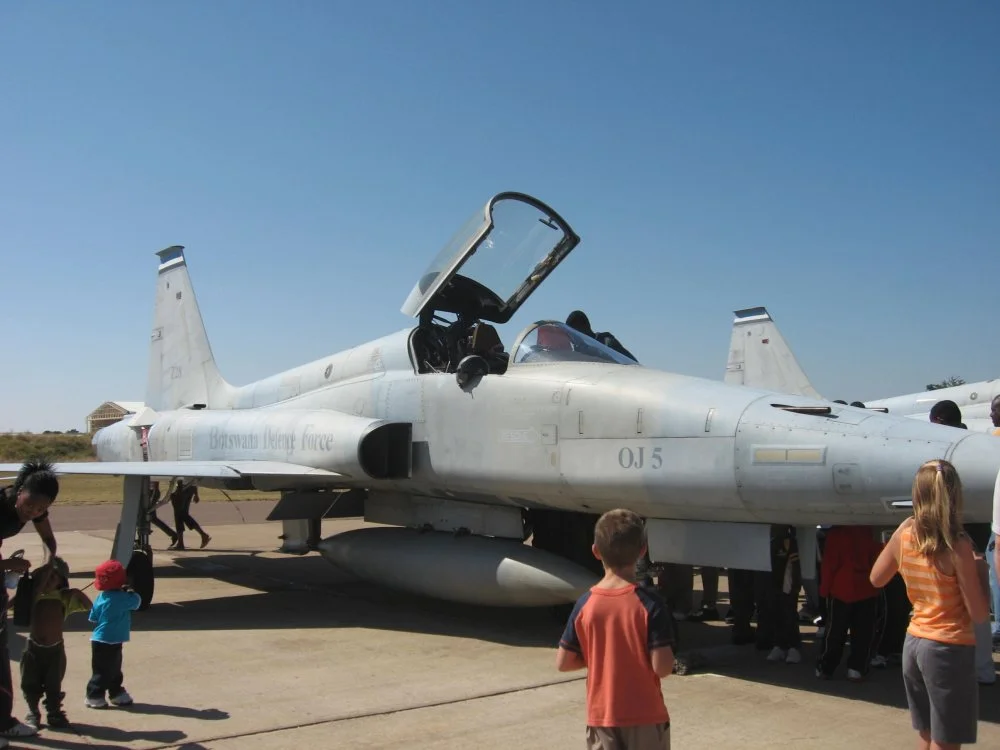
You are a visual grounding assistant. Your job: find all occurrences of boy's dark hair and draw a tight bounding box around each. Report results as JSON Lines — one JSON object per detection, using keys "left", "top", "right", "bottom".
{"left": 15, "top": 458, "right": 59, "bottom": 502}
{"left": 929, "top": 400, "right": 962, "bottom": 428}
{"left": 594, "top": 509, "right": 646, "bottom": 569}
{"left": 32, "top": 556, "right": 69, "bottom": 588}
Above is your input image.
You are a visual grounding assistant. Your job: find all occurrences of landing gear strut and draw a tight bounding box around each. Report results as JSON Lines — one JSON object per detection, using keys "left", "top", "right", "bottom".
{"left": 112, "top": 475, "right": 156, "bottom": 611}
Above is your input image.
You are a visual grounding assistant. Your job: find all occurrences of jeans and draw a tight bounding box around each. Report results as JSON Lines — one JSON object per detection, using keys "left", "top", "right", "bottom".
{"left": 987, "top": 532, "right": 999, "bottom": 639}
{"left": 20, "top": 640, "right": 67, "bottom": 714}
{"left": 87, "top": 642, "right": 126, "bottom": 700}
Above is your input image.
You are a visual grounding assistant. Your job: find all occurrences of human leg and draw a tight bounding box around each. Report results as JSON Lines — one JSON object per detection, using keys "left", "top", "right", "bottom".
{"left": 816, "top": 598, "right": 849, "bottom": 677}
{"left": 987, "top": 533, "right": 999, "bottom": 642}
{"left": 0, "top": 614, "right": 35, "bottom": 738}
{"left": 18, "top": 641, "right": 44, "bottom": 726}
{"left": 42, "top": 642, "right": 67, "bottom": 725}
{"left": 846, "top": 596, "right": 878, "bottom": 678}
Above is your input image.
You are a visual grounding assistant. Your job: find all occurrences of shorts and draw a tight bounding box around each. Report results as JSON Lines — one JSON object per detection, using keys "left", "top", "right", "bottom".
{"left": 902, "top": 632, "right": 978, "bottom": 745}
{"left": 586, "top": 722, "right": 670, "bottom": 750}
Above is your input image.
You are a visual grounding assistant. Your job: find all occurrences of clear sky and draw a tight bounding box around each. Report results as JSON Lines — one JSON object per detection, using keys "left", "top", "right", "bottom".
{"left": 1, "top": 1, "right": 997, "bottom": 432}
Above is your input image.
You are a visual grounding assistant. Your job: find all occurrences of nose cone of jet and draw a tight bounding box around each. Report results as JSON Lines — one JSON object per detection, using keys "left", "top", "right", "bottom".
{"left": 947, "top": 432, "right": 1000, "bottom": 523}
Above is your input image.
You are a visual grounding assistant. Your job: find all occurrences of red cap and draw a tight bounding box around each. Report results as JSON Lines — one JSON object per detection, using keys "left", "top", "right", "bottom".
{"left": 94, "top": 560, "right": 126, "bottom": 591}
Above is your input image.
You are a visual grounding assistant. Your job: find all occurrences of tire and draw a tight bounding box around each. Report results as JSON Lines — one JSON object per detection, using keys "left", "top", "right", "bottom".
{"left": 127, "top": 549, "right": 154, "bottom": 611}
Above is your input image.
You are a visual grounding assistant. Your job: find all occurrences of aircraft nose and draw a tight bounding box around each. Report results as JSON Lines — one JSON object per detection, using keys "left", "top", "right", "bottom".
{"left": 946, "top": 432, "right": 1000, "bottom": 523}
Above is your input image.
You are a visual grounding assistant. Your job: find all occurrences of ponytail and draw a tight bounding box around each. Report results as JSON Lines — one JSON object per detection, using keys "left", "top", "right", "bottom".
{"left": 911, "top": 459, "right": 963, "bottom": 557}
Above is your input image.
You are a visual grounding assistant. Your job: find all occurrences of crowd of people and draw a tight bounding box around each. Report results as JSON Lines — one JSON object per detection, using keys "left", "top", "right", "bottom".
{"left": 556, "top": 394, "right": 1000, "bottom": 750}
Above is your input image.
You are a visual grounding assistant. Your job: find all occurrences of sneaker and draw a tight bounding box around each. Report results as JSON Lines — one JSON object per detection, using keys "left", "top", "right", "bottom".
{"left": 815, "top": 667, "right": 830, "bottom": 679}
{"left": 870, "top": 655, "right": 889, "bottom": 669}
{"left": 85, "top": 696, "right": 108, "bottom": 709}
{"left": 785, "top": 647, "right": 802, "bottom": 664}
{"left": 847, "top": 668, "right": 864, "bottom": 682}
{"left": 0, "top": 720, "right": 38, "bottom": 737}
{"left": 110, "top": 690, "right": 133, "bottom": 706}
{"left": 766, "top": 646, "right": 787, "bottom": 662}
{"left": 686, "top": 605, "right": 721, "bottom": 622}
{"left": 46, "top": 711, "right": 70, "bottom": 729}
{"left": 23, "top": 711, "right": 40, "bottom": 730}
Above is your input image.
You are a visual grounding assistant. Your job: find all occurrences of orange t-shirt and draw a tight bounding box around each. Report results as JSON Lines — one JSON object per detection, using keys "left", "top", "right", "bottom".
{"left": 559, "top": 584, "right": 674, "bottom": 727}
{"left": 898, "top": 526, "right": 975, "bottom": 646}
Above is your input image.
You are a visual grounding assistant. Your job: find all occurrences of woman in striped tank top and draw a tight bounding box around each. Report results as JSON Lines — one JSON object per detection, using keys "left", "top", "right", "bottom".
{"left": 870, "top": 459, "right": 990, "bottom": 750}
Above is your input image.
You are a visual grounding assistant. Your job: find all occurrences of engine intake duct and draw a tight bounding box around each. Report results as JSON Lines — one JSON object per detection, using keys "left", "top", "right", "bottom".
{"left": 359, "top": 423, "right": 412, "bottom": 479}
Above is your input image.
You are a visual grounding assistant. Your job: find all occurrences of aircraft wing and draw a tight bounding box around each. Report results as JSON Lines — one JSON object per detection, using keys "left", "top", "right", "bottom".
{"left": 0, "top": 460, "right": 342, "bottom": 480}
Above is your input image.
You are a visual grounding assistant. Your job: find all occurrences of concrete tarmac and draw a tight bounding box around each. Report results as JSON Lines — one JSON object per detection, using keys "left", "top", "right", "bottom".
{"left": 2, "top": 503, "right": 996, "bottom": 749}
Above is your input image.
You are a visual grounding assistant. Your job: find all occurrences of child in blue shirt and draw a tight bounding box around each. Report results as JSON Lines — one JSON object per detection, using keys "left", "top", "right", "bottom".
{"left": 85, "top": 560, "right": 141, "bottom": 709}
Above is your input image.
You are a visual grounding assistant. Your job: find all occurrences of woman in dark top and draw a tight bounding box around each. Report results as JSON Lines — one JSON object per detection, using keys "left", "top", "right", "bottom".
{"left": 0, "top": 459, "right": 60, "bottom": 742}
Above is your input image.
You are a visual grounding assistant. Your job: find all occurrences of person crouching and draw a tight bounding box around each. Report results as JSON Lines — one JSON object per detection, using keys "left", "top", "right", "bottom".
{"left": 20, "top": 557, "right": 92, "bottom": 729}
{"left": 85, "top": 560, "right": 141, "bottom": 709}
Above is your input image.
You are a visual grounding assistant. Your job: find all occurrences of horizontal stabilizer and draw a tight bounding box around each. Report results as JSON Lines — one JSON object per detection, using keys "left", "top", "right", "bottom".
{"left": 0, "top": 460, "right": 342, "bottom": 480}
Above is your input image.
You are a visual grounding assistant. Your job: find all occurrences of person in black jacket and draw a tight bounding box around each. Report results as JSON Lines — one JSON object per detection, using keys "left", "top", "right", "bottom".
{"left": 566, "top": 310, "right": 637, "bottom": 362}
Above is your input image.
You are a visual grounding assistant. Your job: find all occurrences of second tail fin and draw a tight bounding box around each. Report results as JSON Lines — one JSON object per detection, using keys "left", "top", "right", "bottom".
{"left": 145, "top": 246, "right": 233, "bottom": 411}
{"left": 724, "top": 306, "right": 822, "bottom": 399}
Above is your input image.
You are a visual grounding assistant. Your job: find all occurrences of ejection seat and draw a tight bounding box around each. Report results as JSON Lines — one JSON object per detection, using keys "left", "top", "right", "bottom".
{"left": 536, "top": 323, "right": 573, "bottom": 351}
{"left": 470, "top": 323, "right": 508, "bottom": 374}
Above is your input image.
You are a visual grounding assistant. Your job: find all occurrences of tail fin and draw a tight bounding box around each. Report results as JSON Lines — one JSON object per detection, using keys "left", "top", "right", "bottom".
{"left": 724, "top": 306, "right": 822, "bottom": 399}
{"left": 145, "top": 246, "right": 233, "bottom": 410}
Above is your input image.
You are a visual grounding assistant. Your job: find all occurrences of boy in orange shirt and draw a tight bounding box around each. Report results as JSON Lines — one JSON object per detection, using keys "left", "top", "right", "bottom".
{"left": 556, "top": 509, "right": 675, "bottom": 749}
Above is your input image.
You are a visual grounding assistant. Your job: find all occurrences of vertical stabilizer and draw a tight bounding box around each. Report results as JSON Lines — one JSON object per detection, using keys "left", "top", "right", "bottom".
{"left": 145, "top": 246, "right": 233, "bottom": 410}
{"left": 724, "top": 306, "right": 822, "bottom": 399}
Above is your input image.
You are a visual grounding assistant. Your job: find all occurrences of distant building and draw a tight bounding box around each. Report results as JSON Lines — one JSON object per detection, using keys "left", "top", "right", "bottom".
{"left": 86, "top": 401, "right": 145, "bottom": 435}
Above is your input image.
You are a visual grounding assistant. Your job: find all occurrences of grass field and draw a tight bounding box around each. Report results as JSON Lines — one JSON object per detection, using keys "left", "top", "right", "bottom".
{"left": 0, "top": 433, "right": 94, "bottom": 462}
{"left": 1, "top": 433, "right": 276, "bottom": 506}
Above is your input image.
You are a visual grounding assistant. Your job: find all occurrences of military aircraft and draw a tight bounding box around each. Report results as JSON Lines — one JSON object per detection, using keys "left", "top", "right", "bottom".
{"left": 725, "top": 306, "right": 999, "bottom": 432}
{"left": 5, "top": 193, "right": 1000, "bottom": 611}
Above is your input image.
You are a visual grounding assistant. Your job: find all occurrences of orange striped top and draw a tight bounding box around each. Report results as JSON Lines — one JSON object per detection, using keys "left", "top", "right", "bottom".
{"left": 898, "top": 526, "right": 974, "bottom": 646}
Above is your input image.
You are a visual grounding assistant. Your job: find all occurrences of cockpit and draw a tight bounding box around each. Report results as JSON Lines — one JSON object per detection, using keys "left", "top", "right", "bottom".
{"left": 402, "top": 192, "right": 634, "bottom": 377}
{"left": 510, "top": 321, "right": 638, "bottom": 366}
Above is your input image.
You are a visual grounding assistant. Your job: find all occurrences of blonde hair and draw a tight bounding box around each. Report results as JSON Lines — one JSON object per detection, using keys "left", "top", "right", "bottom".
{"left": 910, "top": 459, "right": 964, "bottom": 556}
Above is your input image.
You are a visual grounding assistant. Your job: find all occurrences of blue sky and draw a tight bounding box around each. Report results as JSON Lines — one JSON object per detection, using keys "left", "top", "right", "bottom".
{"left": 1, "top": 1, "right": 997, "bottom": 432}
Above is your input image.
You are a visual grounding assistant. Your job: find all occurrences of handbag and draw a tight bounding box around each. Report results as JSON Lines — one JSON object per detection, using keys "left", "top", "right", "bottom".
{"left": 12, "top": 572, "right": 33, "bottom": 627}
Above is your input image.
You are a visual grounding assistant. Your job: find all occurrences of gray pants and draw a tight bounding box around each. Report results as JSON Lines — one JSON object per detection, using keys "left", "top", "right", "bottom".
{"left": 902, "top": 633, "right": 978, "bottom": 745}
{"left": 587, "top": 723, "right": 670, "bottom": 750}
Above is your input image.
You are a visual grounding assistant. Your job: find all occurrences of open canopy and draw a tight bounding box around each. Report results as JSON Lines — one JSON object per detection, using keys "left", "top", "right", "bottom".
{"left": 400, "top": 192, "right": 580, "bottom": 324}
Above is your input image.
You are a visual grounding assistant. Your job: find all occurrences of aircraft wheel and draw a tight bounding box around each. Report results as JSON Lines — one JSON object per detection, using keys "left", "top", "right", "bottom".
{"left": 127, "top": 549, "right": 154, "bottom": 611}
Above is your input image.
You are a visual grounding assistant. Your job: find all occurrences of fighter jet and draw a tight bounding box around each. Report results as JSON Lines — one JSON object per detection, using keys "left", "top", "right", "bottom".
{"left": 5, "top": 194, "right": 1000, "bottom": 611}
{"left": 725, "top": 306, "right": 1000, "bottom": 431}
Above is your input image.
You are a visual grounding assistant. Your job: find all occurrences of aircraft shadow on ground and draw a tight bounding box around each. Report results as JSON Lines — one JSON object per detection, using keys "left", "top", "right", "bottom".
{"left": 41, "top": 552, "right": 566, "bottom": 650}
{"left": 672, "top": 620, "right": 1000, "bottom": 725}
